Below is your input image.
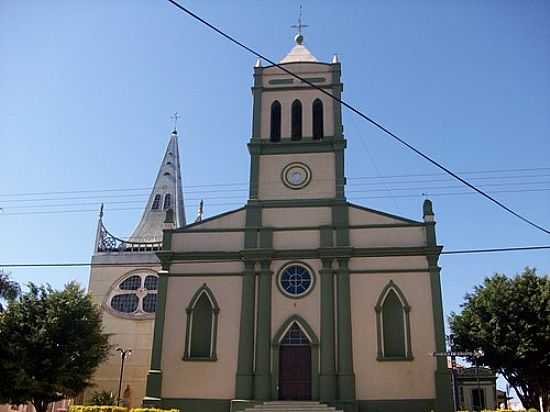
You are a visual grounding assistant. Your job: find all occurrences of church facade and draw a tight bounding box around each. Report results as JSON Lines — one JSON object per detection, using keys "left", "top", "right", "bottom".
{"left": 89, "top": 35, "right": 452, "bottom": 412}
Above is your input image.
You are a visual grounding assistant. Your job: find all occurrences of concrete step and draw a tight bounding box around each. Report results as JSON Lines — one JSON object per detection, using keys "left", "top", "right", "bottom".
{"left": 244, "top": 401, "right": 342, "bottom": 412}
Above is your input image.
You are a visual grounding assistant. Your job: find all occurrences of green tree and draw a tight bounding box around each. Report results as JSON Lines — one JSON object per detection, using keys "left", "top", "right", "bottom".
{"left": 0, "top": 270, "right": 20, "bottom": 311}
{"left": 449, "top": 267, "right": 550, "bottom": 411}
{"left": 0, "top": 282, "right": 110, "bottom": 412}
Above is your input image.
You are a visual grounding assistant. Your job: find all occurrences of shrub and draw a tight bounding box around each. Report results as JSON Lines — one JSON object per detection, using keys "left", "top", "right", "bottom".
{"left": 88, "top": 391, "right": 116, "bottom": 406}
{"left": 69, "top": 406, "right": 128, "bottom": 412}
{"left": 131, "top": 409, "right": 179, "bottom": 412}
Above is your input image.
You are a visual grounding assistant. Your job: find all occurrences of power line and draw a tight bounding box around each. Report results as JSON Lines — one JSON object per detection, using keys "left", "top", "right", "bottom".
{"left": 1, "top": 188, "right": 548, "bottom": 216}
{"left": 165, "top": 0, "right": 550, "bottom": 235}
{"left": 1, "top": 244, "right": 549, "bottom": 268}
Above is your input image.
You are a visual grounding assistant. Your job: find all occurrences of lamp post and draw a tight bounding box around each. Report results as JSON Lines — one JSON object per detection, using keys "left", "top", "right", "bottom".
{"left": 116, "top": 347, "right": 132, "bottom": 406}
{"left": 474, "top": 348, "right": 484, "bottom": 411}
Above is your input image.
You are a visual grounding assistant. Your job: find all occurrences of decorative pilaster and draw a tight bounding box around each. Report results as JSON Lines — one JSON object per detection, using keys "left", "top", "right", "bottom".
{"left": 236, "top": 260, "right": 256, "bottom": 399}
{"left": 143, "top": 269, "right": 169, "bottom": 406}
{"left": 254, "top": 260, "right": 272, "bottom": 400}
{"left": 319, "top": 258, "right": 337, "bottom": 401}
{"left": 424, "top": 199, "right": 453, "bottom": 412}
{"left": 336, "top": 258, "right": 356, "bottom": 400}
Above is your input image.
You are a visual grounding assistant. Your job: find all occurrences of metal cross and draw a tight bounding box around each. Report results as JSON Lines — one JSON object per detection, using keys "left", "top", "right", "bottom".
{"left": 291, "top": 5, "right": 308, "bottom": 35}
{"left": 171, "top": 112, "right": 180, "bottom": 131}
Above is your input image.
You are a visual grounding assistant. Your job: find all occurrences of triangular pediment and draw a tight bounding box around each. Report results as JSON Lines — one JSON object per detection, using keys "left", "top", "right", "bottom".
{"left": 175, "top": 207, "right": 246, "bottom": 231}
{"left": 348, "top": 202, "right": 422, "bottom": 225}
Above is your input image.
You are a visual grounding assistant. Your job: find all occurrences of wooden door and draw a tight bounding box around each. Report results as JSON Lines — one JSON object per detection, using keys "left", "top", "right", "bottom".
{"left": 279, "top": 345, "right": 312, "bottom": 400}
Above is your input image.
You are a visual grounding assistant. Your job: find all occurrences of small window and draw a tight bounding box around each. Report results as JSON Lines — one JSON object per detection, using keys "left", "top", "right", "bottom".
{"left": 163, "top": 172, "right": 171, "bottom": 176}
{"left": 375, "top": 281, "right": 412, "bottom": 360}
{"left": 166, "top": 161, "right": 172, "bottom": 165}
{"left": 291, "top": 100, "right": 302, "bottom": 140}
{"left": 184, "top": 284, "right": 219, "bottom": 360}
{"left": 281, "top": 323, "right": 309, "bottom": 345}
{"left": 152, "top": 194, "right": 161, "bottom": 210}
{"left": 270, "top": 100, "right": 281, "bottom": 142}
{"left": 312, "top": 99, "right": 324, "bottom": 140}
{"left": 163, "top": 193, "right": 171, "bottom": 210}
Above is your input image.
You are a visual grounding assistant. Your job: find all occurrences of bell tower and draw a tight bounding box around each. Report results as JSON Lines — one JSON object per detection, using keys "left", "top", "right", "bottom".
{"left": 248, "top": 33, "right": 346, "bottom": 203}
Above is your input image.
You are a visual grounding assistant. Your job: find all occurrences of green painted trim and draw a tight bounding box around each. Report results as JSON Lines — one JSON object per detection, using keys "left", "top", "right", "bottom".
{"left": 183, "top": 283, "right": 220, "bottom": 361}
{"left": 248, "top": 137, "right": 346, "bottom": 155}
{"left": 236, "top": 261, "right": 256, "bottom": 399}
{"left": 252, "top": 67, "right": 263, "bottom": 138}
{"left": 319, "top": 258, "right": 337, "bottom": 401}
{"left": 375, "top": 280, "right": 413, "bottom": 360}
{"left": 271, "top": 314, "right": 320, "bottom": 401}
{"left": 347, "top": 202, "right": 423, "bottom": 225}
{"left": 302, "top": 77, "right": 327, "bottom": 83}
{"left": 248, "top": 198, "right": 346, "bottom": 209}
{"left": 331, "top": 63, "right": 343, "bottom": 139}
{"left": 275, "top": 261, "right": 317, "bottom": 299}
{"left": 268, "top": 78, "right": 294, "bottom": 85}
{"left": 332, "top": 203, "right": 349, "bottom": 246}
{"left": 162, "top": 229, "right": 172, "bottom": 250}
{"left": 145, "top": 271, "right": 168, "bottom": 399}
{"left": 335, "top": 149, "right": 346, "bottom": 198}
{"left": 320, "top": 225, "right": 333, "bottom": 248}
{"left": 165, "top": 245, "right": 441, "bottom": 262}
{"left": 167, "top": 272, "right": 243, "bottom": 277}
{"left": 254, "top": 260, "right": 272, "bottom": 400}
{"left": 249, "top": 153, "right": 260, "bottom": 199}
{"left": 259, "top": 227, "right": 273, "bottom": 249}
{"left": 262, "top": 84, "right": 335, "bottom": 92}
{"left": 230, "top": 400, "right": 262, "bottom": 412}
{"left": 175, "top": 206, "right": 246, "bottom": 232}
{"left": 178, "top": 222, "right": 426, "bottom": 234}
{"left": 161, "top": 398, "right": 230, "bottom": 412}
{"left": 244, "top": 206, "right": 262, "bottom": 249}
{"left": 336, "top": 258, "right": 356, "bottom": 400}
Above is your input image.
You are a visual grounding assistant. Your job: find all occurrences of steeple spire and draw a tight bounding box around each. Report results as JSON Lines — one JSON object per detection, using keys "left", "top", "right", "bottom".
{"left": 128, "top": 128, "right": 186, "bottom": 242}
{"left": 281, "top": 6, "right": 318, "bottom": 64}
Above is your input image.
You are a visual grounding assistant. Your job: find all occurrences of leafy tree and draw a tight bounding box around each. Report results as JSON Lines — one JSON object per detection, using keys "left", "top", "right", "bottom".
{"left": 449, "top": 267, "right": 550, "bottom": 411}
{"left": 0, "top": 270, "right": 20, "bottom": 311}
{"left": 0, "top": 282, "right": 110, "bottom": 412}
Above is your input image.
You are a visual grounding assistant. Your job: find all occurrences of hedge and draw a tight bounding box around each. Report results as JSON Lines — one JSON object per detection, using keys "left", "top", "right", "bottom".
{"left": 69, "top": 407, "right": 179, "bottom": 412}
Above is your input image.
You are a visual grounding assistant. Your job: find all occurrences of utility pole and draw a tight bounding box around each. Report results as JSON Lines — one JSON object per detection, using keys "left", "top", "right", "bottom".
{"left": 116, "top": 347, "right": 132, "bottom": 406}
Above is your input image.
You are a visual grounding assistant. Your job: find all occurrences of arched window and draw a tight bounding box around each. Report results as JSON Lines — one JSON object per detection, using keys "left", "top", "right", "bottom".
{"left": 291, "top": 99, "right": 303, "bottom": 140}
{"left": 270, "top": 100, "right": 281, "bottom": 142}
{"left": 184, "top": 284, "right": 219, "bottom": 360}
{"left": 375, "top": 280, "right": 412, "bottom": 360}
{"left": 312, "top": 99, "right": 324, "bottom": 140}
{"left": 151, "top": 194, "right": 161, "bottom": 210}
{"left": 163, "top": 193, "right": 171, "bottom": 210}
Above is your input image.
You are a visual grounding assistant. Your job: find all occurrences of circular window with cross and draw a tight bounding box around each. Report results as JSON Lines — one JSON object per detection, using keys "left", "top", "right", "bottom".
{"left": 277, "top": 262, "right": 315, "bottom": 299}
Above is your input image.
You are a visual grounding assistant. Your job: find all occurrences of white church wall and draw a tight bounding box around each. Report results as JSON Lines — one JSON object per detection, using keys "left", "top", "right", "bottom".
{"left": 187, "top": 208, "right": 246, "bottom": 230}
{"left": 161, "top": 275, "right": 241, "bottom": 399}
{"left": 262, "top": 207, "right": 332, "bottom": 227}
{"left": 348, "top": 205, "right": 421, "bottom": 226}
{"left": 349, "top": 256, "right": 429, "bottom": 271}
{"left": 172, "top": 231, "right": 244, "bottom": 251}
{"left": 171, "top": 261, "right": 243, "bottom": 274}
{"left": 349, "top": 226, "right": 427, "bottom": 248}
{"left": 350, "top": 270, "right": 437, "bottom": 400}
{"left": 273, "top": 230, "right": 320, "bottom": 250}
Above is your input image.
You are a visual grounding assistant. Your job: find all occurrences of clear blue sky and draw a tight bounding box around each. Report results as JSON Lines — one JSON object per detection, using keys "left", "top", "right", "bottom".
{"left": 1, "top": 0, "right": 549, "bottom": 379}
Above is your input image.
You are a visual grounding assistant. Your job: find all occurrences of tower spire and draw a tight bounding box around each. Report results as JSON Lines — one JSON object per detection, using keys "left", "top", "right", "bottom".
{"left": 128, "top": 127, "right": 186, "bottom": 242}
{"left": 291, "top": 5, "right": 309, "bottom": 44}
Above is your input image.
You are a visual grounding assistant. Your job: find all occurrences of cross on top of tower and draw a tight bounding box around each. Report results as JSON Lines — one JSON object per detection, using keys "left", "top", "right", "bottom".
{"left": 291, "top": 5, "right": 308, "bottom": 45}
{"left": 171, "top": 112, "right": 180, "bottom": 133}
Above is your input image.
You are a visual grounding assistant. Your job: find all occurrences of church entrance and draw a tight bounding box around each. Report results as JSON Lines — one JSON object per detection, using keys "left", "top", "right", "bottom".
{"left": 278, "top": 323, "right": 312, "bottom": 400}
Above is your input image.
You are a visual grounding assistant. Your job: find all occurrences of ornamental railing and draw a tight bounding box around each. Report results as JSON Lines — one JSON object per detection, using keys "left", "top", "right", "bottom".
{"left": 96, "top": 221, "right": 162, "bottom": 253}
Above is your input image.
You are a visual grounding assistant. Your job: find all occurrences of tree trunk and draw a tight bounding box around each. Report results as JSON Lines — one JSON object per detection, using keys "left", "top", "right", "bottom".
{"left": 32, "top": 399, "right": 50, "bottom": 412}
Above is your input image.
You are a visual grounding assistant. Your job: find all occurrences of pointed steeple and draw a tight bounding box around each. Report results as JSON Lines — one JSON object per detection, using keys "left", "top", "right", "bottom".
{"left": 129, "top": 130, "right": 186, "bottom": 242}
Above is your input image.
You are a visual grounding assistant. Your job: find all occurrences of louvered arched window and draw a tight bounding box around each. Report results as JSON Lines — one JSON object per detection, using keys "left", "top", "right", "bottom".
{"left": 163, "top": 193, "right": 171, "bottom": 210}
{"left": 375, "top": 280, "right": 412, "bottom": 360}
{"left": 151, "top": 194, "right": 161, "bottom": 210}
{"left": 291, "top": 100, "right": 303, "bottom": 140}
{"left": 184, "top": 284, "right": 219, "bottom": 360}
{"left": 270, "top": 100, "right": 281, "bottom": 142}
{"left": 312, "top": 99, "right": 324, "bottom": 140}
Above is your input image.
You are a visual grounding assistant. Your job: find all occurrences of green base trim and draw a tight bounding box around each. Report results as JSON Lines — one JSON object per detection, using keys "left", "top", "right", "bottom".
{"left": 144, "top": 369, "right": 162, "bottom": 400}
{"left": 230, "top": 400, "right": 261, "bottom": 412}
{"left": 356, "top": 399, "right": 435, "bottom": 412}
{"left": 161, "top": 398, "right": 231, "bottom": 412}
{"left": 376, "top": 355, "right": 414, "bottom": 361}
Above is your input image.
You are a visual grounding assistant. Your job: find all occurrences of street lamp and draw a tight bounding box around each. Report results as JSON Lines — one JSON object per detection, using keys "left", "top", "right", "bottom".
{"left": 474, "top": 348, "right": 485, "bottom": 411}
{"left": 116, "top": 347, "right": 132, "bottom": 406}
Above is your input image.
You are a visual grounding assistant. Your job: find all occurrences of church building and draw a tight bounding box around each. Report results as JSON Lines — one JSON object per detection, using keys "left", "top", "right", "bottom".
{"left": 88, "top": 32, "right": 452, "bottom": 412}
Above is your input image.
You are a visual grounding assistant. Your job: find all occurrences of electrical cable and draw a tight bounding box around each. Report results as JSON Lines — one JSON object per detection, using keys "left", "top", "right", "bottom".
{"left": 1, "top": 244, "right": 549, "bottom": 268}
{"left": 165, "top": 0, "right": 550, "bottom": 235}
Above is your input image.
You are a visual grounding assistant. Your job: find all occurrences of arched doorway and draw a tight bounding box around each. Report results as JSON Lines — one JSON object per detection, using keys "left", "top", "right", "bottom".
{"left": 279, "top": 323, "right": 312, "bottom": 400}
{"left": 272, "top": 315, "right": 320, "bottom": 401}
